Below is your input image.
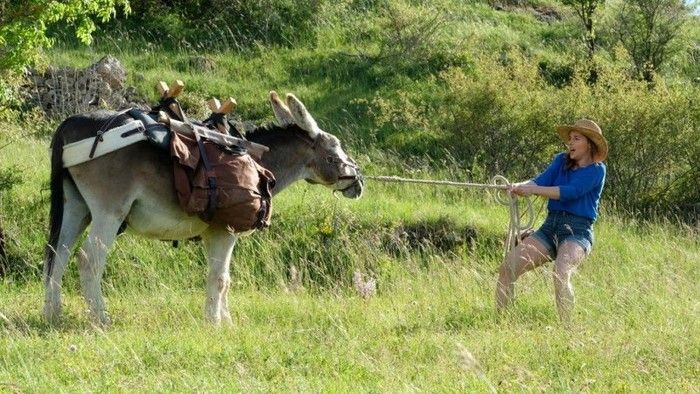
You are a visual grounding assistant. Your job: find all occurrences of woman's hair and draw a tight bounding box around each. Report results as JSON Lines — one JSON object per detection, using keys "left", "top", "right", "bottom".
{"left": 564, "top": 135, "right": 598, "bottom": 169}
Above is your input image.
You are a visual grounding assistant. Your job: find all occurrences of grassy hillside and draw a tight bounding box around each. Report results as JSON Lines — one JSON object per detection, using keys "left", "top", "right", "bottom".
{"left": 1, "top": 0, "right": 699, "bottom": 391}
{"left": 1, "top": 129, "right": 698, "bottom": 391}
{"left": 37, "top": 0, "right": 700, "bottom": 214}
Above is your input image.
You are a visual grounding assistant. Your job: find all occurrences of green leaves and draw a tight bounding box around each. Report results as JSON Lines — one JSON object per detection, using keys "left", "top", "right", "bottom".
{"left": 611, "top": 0, "right": 690, "bottom": 82}
{"left": 0, "top": 0, "right": 130, "bottom": 72}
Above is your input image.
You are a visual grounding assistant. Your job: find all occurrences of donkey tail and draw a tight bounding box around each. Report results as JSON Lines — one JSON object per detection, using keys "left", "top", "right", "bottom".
{"left": 44, "top": 125, "right": 67, "bottom": 282}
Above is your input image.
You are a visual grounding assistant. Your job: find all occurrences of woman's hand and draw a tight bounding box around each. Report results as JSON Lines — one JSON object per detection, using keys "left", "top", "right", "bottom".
{"left": 510, "top": 182, "right": 537, "bottom": 197}
{"left": 509, "top": 181, "right": 561, "bottom": 200}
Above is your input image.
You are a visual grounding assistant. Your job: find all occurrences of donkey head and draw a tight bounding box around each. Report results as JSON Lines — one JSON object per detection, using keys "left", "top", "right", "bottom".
{"left": 269, "top": 91, "right": 363, "bottom": 199}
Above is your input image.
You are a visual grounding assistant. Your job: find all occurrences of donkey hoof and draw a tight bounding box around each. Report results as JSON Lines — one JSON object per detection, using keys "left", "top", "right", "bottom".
{"left": 89, "top": 310, "right": 112, "bottom": 327}
{"left": 221, "top": 313, "right": 233, "bottom": 327}
{"left": 43, "top": 303, "right": 63, "bottom": 323}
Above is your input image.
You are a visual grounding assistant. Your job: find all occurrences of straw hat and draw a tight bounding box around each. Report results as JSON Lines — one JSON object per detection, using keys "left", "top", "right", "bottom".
{"left": 556, "top": 119, "right": 608, "bottom": 162}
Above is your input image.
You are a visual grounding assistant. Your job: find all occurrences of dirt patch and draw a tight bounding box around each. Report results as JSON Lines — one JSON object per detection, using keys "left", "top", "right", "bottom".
{"left": 389, "top": 217, "right": 477, "bottom": 252}
{"left": 532, "top": 5, "right": 561, "bottom": 23}
{"left": 490, "top": 2, "right": 562, "bottom": 23}
{"left": 188, "top": 55, "right": 217, "bottom": 72}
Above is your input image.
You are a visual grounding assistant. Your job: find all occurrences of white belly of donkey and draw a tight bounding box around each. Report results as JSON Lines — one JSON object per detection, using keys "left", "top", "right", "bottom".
{"left": 126, "top": 197, "right": 209, "bottom": 240}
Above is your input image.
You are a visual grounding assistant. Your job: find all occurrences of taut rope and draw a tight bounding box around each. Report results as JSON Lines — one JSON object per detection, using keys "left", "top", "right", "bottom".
{"left": 364, "top": 175, "right": 536, "bottom": 257}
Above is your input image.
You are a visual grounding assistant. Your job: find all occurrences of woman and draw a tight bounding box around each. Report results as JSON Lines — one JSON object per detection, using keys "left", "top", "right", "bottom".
{"left": 496, "top": 119, "right": 607, "bottom": 322}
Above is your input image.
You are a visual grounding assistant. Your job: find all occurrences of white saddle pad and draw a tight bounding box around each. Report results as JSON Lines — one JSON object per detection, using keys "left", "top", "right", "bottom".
{"left": 62, "top": 120, "right": 146, "bottom": 168}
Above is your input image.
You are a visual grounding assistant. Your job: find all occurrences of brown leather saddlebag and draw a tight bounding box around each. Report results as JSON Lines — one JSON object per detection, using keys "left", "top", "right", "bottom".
{"left": 170, "top": 130, "right": 275, "bottom": 232}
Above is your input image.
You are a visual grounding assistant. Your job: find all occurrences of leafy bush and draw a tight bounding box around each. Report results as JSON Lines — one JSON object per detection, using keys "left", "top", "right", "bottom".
{"left": 368, "top": 50, "right": 700, "bottom": 215}
{"left": 0, "top": 73, "right": 22, "bottom": 122}
{"left": 578, "top": 63, "right": 699, "bottom": 214}
{"left": 0, "top": 0, "right": 129, "bottom": 72}
{"left": 611, "top": 0, "right": 690, "bottom": 82}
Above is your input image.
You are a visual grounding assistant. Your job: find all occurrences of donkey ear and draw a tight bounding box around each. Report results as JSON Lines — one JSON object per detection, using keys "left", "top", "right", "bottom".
{"left": 269, "top": 91, "right": 294, "bottom": 126}
{"left": 286, "top": 93, "right": 320, "bottom": 139}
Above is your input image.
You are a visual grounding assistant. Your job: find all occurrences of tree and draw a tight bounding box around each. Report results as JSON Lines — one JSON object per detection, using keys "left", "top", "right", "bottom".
{"left": 562, "top": 0, "right": 606, "bottom": 63}
{"left": 613, "top": 0, "right": 690, "bottom": 82}
{"left": 0, "top": 0, "right": 131, "bottom": 72}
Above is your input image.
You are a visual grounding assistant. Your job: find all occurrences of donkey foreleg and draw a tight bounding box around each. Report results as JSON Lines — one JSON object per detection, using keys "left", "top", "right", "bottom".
{"left": 44, "top": 181, "right": 90, "bottom": 322}
{"left": 202, "top": 228, "right": 238, "bottom": 325}
{"left": 76, "top": 215, "right": 123, "bottom": 325}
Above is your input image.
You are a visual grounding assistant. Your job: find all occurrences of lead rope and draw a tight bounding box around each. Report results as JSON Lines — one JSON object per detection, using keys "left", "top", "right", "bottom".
{"left": 364, "top": 175, "right": 536, "bottom": 257}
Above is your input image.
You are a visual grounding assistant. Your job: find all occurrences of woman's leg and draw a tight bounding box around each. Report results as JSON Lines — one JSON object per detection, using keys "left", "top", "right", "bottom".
{"left": 496, "top": 236, "right": 552, "bottom": 312}
{"left": 553, "top": 241, "right": 588, "bottom": 322}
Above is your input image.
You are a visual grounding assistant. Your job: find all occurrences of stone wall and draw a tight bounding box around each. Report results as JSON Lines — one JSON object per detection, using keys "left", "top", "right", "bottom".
{"left": 26, "top": 55, "right": 147, "bottom": 117}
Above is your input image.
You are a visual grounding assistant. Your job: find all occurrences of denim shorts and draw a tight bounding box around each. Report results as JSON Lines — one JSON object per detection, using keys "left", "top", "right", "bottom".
{"left": 531, "top": 210, "right": 594, "bottom": 258}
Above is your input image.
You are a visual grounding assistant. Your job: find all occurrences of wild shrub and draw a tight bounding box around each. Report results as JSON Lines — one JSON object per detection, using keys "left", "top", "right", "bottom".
{"left": 368, "top": 50, "right": 699, "bottom": 216}
{"left": 538, "top": 58, "right": 575, "bottom": 87}
{"left": 433, "top": 55, "right": 563, "bottom": 178}
{"left": 572, "top": 63, "right": 699, "bottom": 214}
{"left": 0, "top": 72, "right": 24, "bottom": 122}
{"left": 370, "top": 52, "right": 562, "bottom": 179}
{"left": 610, "top": 0, "right": 690, "bottom": 82}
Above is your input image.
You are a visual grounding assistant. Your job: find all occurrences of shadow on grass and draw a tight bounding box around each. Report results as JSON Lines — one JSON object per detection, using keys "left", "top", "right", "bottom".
{"left": 288, "top": 52, "right": 381, "bottom": 93}
{"left": 442, "top": 302, "right": 561, "bottom": 331}
{"left": 499, "top": 303, "right": 560, "bottom": 328}
{"left": 444, "top": 305, "right": 497, "bottom": 331}
{"left": 0, "top": 246, "right": 42, "bottom": 285}
{"left": 382, "top": 217, "right": 506, "bottom": 264}
{"left": 0, "top": 310, "right": 98, "bottom": 336}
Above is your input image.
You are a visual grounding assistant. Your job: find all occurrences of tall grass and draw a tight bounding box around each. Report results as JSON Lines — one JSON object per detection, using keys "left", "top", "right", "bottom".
{"left": 1, "top": 0, "right": 698, "bottom": 390}
{"left": 1, "top": 104, "right": 698, "bottom": 391}
{"left": 1, "top": 172, "right": 698, "bottom": 390}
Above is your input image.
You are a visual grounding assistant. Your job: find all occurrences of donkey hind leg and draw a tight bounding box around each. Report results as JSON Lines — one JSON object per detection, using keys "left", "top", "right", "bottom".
{"left": 202, "top": 228, "right": 238, "bottom": 325}
{"left": 76, "top": 213, "right": 125, "bottom": 325}
{"left": 44, "top": 180, "right": 90, "bottom": 322}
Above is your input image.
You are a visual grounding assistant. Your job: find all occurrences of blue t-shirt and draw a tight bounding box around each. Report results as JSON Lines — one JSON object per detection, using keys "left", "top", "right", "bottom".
{"left": 533, "top": 153, "right": 606, "bottom": 221}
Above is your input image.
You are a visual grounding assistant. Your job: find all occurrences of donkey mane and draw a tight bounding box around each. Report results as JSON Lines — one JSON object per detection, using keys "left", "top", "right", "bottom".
{"left": 245, "top": 123, "right": 314, "bottom": 147}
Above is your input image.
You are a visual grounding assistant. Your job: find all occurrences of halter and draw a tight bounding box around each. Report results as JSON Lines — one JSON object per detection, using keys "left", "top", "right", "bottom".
{"left": 322, "top": 151, "right": 365, "bottom": 197}
{"left": 289, "top": 131, "right": 363, "bottom": 189}
{"left": 326, "top": 155, "right": 363, "bottom": 184}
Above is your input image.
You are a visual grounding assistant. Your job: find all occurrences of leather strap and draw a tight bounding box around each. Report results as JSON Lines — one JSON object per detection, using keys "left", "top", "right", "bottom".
{"left": 88, "top": 109, "right": 133, "bottom": 159}
{"left": 194, "top": 130, "right": 218, "bottom": 221}
{"left": 88, "top": 130, "right": 105, "bottom": 159}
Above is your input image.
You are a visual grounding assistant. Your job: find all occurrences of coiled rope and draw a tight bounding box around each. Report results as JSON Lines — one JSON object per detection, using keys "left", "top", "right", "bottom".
{"left": 364, "top": 175, "right": 536, "bottom": 257}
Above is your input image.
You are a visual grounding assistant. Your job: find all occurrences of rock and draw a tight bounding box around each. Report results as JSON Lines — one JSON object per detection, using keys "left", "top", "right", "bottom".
{"left": 25, "top": 55, "right": 148, "bottom": 117}
{"left": 91, "top": 55, "right": 126, "bottom": 90}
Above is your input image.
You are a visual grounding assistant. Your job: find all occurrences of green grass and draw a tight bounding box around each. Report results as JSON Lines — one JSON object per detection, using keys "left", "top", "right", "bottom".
{"left": 1, "top": 129, "right": 699, "bottom": 391}
{"left": 1, "top": 1, "right": 699, "bottom": 390}
{"left": 1, "top": 226, "right": 698, "bottom": 391}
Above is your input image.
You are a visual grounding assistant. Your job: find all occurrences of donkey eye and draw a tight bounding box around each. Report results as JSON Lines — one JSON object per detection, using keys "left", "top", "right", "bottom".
{"left": 326, "top": 157, "right": 334, "bottom": 163}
